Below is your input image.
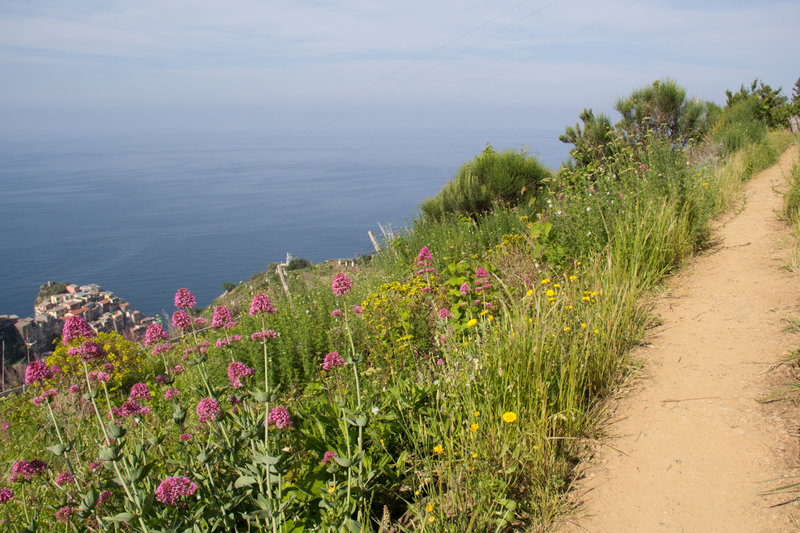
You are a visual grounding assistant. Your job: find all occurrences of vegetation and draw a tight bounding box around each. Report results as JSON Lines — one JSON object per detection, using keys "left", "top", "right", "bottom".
{"left": 0, "top": 78, "right": 796, "bottom": 532}
{"left": 34, "top": 281, "right": 70, "bottom": 305}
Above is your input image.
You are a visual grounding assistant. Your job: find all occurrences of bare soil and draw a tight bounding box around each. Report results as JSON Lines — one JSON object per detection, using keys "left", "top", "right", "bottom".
{"left": 557, "top": 146, "right": 800, "bottom": 532}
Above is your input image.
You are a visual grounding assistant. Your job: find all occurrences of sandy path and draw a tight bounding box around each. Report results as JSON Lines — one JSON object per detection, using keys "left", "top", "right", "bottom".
{"left": 558, "top": 145, "right": 800, "bottom": 532}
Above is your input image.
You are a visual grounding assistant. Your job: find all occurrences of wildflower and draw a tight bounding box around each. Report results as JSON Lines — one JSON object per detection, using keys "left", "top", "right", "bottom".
{"left": 0, "top": 488, "right": 12, "bottom": 503}
{"left": 502, "top": 412, "right": 518, "bottom": 424}
{"left": 459, "top": 283, "right": 470, "bottom": 296}
{"left": 472, "top": 452, "right": 478, "bottom": 459}
{"left": 322, "top": 351, "right": 345, "bottom": 371}
{"left": 193, "top": 317, "right": 205, "bottom": 326}
{"left": 129, "top": 383, "right": 151, "bottom": 401}
{"left": 80, "top": 340, "right": 106, "bottom": 361}
{"left": 352, "top": 304, "right": 363, "bottom": 315}
{"left": 97, "top": 490, "right": 113, "bottom": 506}
{"left": 267, "top": 405, "right": 292, "bottom": 429}
{"left": 474, "top": 411, "right": 480, "bottom": 417}
{"left": 322, "top": 451, "right": 337, "bottom": 465}
{"left": 212, "top": 306, "right": 236, "bottom": 329}
{"left": 155, "top": 476, "right": 198, "bottom": 507}
{"left": 179, "top": 433, "right": 192, "bottom": 442}
{"left": 113, "top": 400, "right": 151, "bottom": 420}
{"left": 466, "top": 318, "right": 478, "bottom": 327}
{"left": 331, "top": 309, "right": 342, "bottom": 318}
{"left": 433, "top": 444, "right": 443, "bottom": 454}
{"left": 155, "top": 374, "right": 168, "bottom": 385}
{"left": 88, "top": 462, "right": 102, "bottom": 473}
{"left": 171, "top": 364, "right": 184, "bottom": 374}
{"left": 541, "top": 278, "right": 551, "bottom": 285}
{"left": 417, "top": 246, "right": 433, "bottom": 265}
{"left": 56, "top": 471, "right": 74, "bottom": 486}
{"left": 331, "top": 273, "right": 353, "bottom": 297}
{"left": 196, "top": 398, "right": 221, "bottom": 423}
{"left": 475, "top": 267, "right": 488, "bottom": 278}
{"left": 569, "top": 275, "right": 577, "bottom": 280}
{"left": 438, "top": 308, "right": 452, "bottom": 320}
{"left": 227, "top": 361, "right": 255, "bottom": 388}
{"left": 24, "top": 360, "right": 53, "bottom": 386}
{"left": 371, "top": 406, "right": 379, "bottom": 415}
{"left": 526, "top": 289, "right": 533, "bottom": 296}
{"left": 216, "top": 335, "right": 242, "bottom": 348}
{"left": 55, "top": 506, "right": 75, "bottom": 522}
{"left": 171, "top": 310, "right": 191, "bottom": 330}
{"left": 62, "top": 315, "right": 94, "bottom": 344}
{"left": 251, "top": 329, "right": 278, "bottom": 341}
{"left": 164, "top": 388, "right": 179, "bottom": 400}
{"left": 68, "top": 384, "right": 80, "bottom": 394}
{"left": 152, "top": 343, "right": 171, "bottom": 356}
{"left": 436, "top": 358, "right": 444, "bottom": 366}
{"left": 174, "top": 288, "right": 196, "bottom": 309}
{"left": 249, "top": 294, "right": 275, "bottom": 316}
{"left": 144, "top": 323, "right": 168, "bottom": 346}
{"left": 470, "top": 423, "right": 478, "bottom": 432}
{"left": 10, "top": 459, "right": 46, "bottom": 482}
{"left": 426, "top": 503, "right": 434, "bottom": 512}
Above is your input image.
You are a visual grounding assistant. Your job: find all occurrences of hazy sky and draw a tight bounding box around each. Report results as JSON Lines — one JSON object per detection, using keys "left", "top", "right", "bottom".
{"left": 1, "top": 0, "right": 798, "bottom": 137}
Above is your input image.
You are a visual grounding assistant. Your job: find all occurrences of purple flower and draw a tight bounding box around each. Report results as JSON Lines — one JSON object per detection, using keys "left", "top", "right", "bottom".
{"left": 331, "top": 309, "right": 342, "bottom": 318}
{"left": 0, "top": 488, "right": 13, "bottom": 503}
{"left": 251, "top": 330, "right": 278, "bottom": 341}
{"left": 144, "top": 323, "right": 169, "bottom": 346}
{"left": 128, "top": 383, "right": 151, "bottom": 401}
{"left": 216, "top": 335, "right": 242, "bottom": 349}
{"left": 88, "top": 462, "right": 102, "bottom": 473}
{"left": 194, "top": 317, "right": 205, "bottom": 326}
{"left": 352, "top": 305, "right": 363, "bottom": 315}
{"left": 227, "top": 361, "right": 255, "bottom": 389}
{"left": 267, "top": 405, "right": 292, "bottom": 429}
{"left": 417, "top": 246, "right": 433, "bottom": 265}
{"left": 152, "top": 343, "right": 171, "bottom": 356}
{"left": 249, "top": 294, "right": 275, "bottom": 316}
{"left": 68, "top": 384, "right": 80, "bottom": 394}
{"left": 196, "top": 397, "right": 220, "bottom": 423}
{"left": 322, "top": 451, "right": 337, "bottom": 465}
{"left": 103, "top": 363, "right": 115, "bottom": 373}
{"left": 171, "top": 365, "right": 184, "bottom": 374}
{"left": 155, "top": 374, "right": 168, "bottom": 385}
{"left": 24, "top": 360, "right": 53, "bottom": 386}
{"left": 164, "top": 387, "right": 179, "bottom": 400}
{"left": 10, "top": 459, "right": 46, "bottom": 482}
{"left": 80, "top": 340, "right": 106, "bottom": 361}
{"left": 212, "top": 306, "right": 236, "bottom": 329}
{"left": 436, "top": 358, "right": 445, "bottom": 366}
{"left": 97, "top": 490, "right": 113, "bottom": 506}
{"left": 55, "top": 506, "right": 75, "bottom": 522}
{"left": 56, "top": 471, "right": 74, "bottom": 486}
{"left": 459, "top": 283, "right": 470, "bottom": 296}
{"left": 112, "top": 400, "right": 151, "bottom": 420}
{"left": 155, "top": 476, "right": 198, "bottom": 507}
{"left": 322, "top": 351, "right": 345, "bottom": 371}
{"left": 174, "top": 288, "right": 196, "bottom": 309}
{"left": 171, "top": 310, "right": 191, "bottom": 330}
{"left": 179, "top": 433, "right": 192, "bottom": 442}
{"left": 62, "top": 315, "right": 94, "bottom": 345}
{"left": 89, "top": 371, "right": 110, "bottom": 384}
{"left": 331, "top": 273, "right": 353, "bottom": 297}
{"left": 476, "top": 267, "right": 488, "bottom": 278}
{"left": 438, "top": 308, "right": 452, "bottom": 320}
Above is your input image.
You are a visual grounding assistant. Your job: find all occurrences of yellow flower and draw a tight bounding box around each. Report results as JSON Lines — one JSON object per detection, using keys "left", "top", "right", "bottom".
{"left": 546, "top": 289, "right": 555, "bottom": 297}
{"left": 426, "top": 504, "right": 434, "bottom": 512}
{"left": 479, "top": 309, "right": 489, "bottom": 316}
{"left": 553, "top": 283, "right": 561, "bottom": 289}
{"left": 433, "top": 444, "right": 444, "bottom": 454}
{"left": 580, "top": 323, "right": 587, "bottom": 328}
{"left": 472, "top": 452, "right": 478, "bottom": 458}
{"left": 474, "top": 410, "right": 481, "bottom": 417}
{"left": 429, "top": 516, "right": 435, "bottom": 523}
{"left": 487, "top": 315, "right": 494, "bottom": 322}
{"left": 470, "top": 423, "right": 479, "bottom": 432}
{"left": 415, "top": 490, "right": 420, "bottom": 496}
{"left": 564, "top": 326, "right": 571, "bottom": 332}
{"left": 541, "top": 278, "right": 551, "bottom": 285}
{"left": 328, "top": 486, "right": 335, "bottom": 494}
{"left": 566, "top": 305, "right": 574, "bottom": 310}
{"left": 466, "top": 318, "right": 478, "bottom": 327}
{"left": 502, "top": 411, "right": 518, "bottom": 423}
{"left": 569, "top": 275, "right": 577, "bottom": 281}
{"left": 526, "top": 289, "right": 533, "bottom": 296}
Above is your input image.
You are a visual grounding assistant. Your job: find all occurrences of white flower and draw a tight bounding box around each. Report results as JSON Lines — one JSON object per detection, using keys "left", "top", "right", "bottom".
{"left": 371, "top": 406, "right": 379, "bottom": 415}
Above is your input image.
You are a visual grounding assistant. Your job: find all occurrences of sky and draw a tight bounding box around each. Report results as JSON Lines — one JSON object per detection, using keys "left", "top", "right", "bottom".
{"left": 1, "top": 0, "right": 798, "bottom": 138}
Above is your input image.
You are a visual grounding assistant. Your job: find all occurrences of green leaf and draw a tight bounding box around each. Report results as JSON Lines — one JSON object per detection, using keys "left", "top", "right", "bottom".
{"left": 234, "top": 475, "right": 257, "bottom": 489}
{"left": 99, "top": 445, "right": 120, "bottom": 462}
{"left": 128, "top": 463, "right": 153, "bottom": 483}
{"left": 252, "top": 453, "right": 280, "bottom": 466}
{"left": 80, "top": 487, "right": 98, "bottom": 510}
{"left": 107, "top": 512, "right": 136, "bottom": 523}
{"left": 333, "top": 456, "right": 352, "bottom": 468}
{"left": 345, "top": 518, "right": 362, "bottom": 533}
{"left": 46, "top": 443, "right": 67, "bottom": 456}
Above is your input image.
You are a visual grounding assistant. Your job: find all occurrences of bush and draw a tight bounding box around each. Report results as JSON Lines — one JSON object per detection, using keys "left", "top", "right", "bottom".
{"left": 420, "top": 144, "right": 551, "bottom": 221}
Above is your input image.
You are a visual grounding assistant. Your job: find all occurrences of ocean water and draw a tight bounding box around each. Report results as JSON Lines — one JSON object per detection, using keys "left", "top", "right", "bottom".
{"left": 0, "top": 127, "right": 568, "bottom": 318}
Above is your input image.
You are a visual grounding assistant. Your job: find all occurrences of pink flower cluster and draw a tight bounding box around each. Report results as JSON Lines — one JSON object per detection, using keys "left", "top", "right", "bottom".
{"left": 267, "top": 405, "right": 292, "bottom": 429}
{"left": 416, "top": 246, "right": 436, "bottom": 275}
{"left": 331, "top": 309, "right": 342, "bottom": 318}
{"left": 474, "top": 267, "right": 492, "bottom": 292}
{"left": 174, "top": 288, "right": 196, "bottom": 309}
{"left": 322, "top": 351, "right": 345, "bottom": 371}
{"left": 10, "top": 459, "right": 46, "bottom": 482}
{"left": 438, "top": 308, "right": 452, "bottom": 320}
{"left": 171, "top": 310, "right": 191, "bottom": 330}
{"left": 61, "top": 315, "right": 94, "bottom": 345}
{"left": 128, "top": 383, "right": 151, "bottom": 401}
{"left": 459, "top": 283, "right": 470, "bottom": 296}
{"left": 98, "top": 489, "right": 113, "bottom": 506}
{"left": 112, "top": 400, "right": 151, "bottom": 420}
{"left": 332, "top": 273, "right": 353, "bottom": 297}
{"left": 155, "top": 476, "right": 198, "bottom": 507}
{"left": 352, "top": 305, "right": 363, "bottom": 315}
{"left": 56, "top": 471, "right": 75, "bottom": 486}
{"left": 251, "top": 330, "right": 278, "bottom": 341}
{"left": 32, "top": 388, "right": 58, "bottom": 406}
{"left": 144, "top": 323, "right": 168, "bottom": 346}
{"left": 164, "top": 387, "right": 179, "bottom": 400}
{"left": 0, "top": 488, "right": 12, "bottom": 503}
{"left": 88, "top": 371, "right": 110, "bottom": 384}
{"left": 227, "top": 361, "right": 254, "bottom": 389}
{"left": 80, "top": 340, "right": 106, "bottom": 361}
{"left": 152, "top": 343, "right": 171, "bottom": 356}
{"left": 196, "top": 397, "right": 220, "bottom": 423}
{"left": 55, "top": 506, "right": 75, "bottom": 522}
{"left": 249, "top": 294, "right": 275, "bottom": 316}
{"left": 216, "top": 335, "right": 242, "bottom": 349}
{"left": 322, "top": 450, "right": 337, "bottom": 465}
{"left": 212, "top": 306, "right": 236, "bottom": 329}
{"left": 24, "top": 360, "right": 53, "bottom": 386}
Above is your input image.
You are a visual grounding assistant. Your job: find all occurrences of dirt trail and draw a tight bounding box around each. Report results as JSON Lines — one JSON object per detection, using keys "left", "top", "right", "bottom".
{"left": 558, "top": 146, "right": 800, "bottom": 532}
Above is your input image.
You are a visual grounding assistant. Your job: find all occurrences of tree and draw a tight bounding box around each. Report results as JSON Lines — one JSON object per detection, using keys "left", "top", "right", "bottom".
{"left": 615, "top": 79, "right": 711, "bottom": 145}
{"left": 559, "top": 108, "right": 615, "bottom": 167}
{"left": 725, "top": 78, "right": 789, "bottom": 128}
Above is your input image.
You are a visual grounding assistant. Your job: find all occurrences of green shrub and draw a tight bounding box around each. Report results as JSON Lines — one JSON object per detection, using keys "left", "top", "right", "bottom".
{"left": 420, "top": 144, "right": 550, "bottom": 221}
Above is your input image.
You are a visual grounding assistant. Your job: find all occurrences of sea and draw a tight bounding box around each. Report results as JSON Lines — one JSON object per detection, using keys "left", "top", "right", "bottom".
{"left": 0, "top": 127, "right": 569, "bottom": 319}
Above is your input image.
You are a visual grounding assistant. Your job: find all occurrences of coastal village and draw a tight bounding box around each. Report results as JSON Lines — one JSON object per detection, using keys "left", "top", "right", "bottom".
{"left": 0, "top": 282, "right": 153, "bottom": 387}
